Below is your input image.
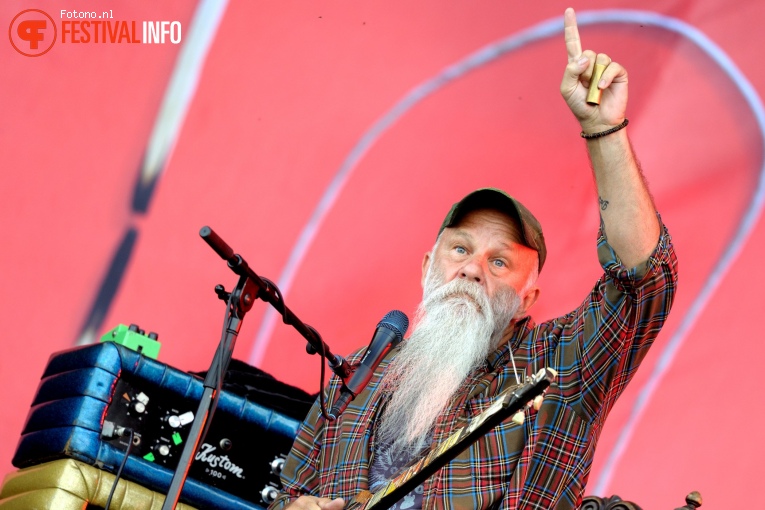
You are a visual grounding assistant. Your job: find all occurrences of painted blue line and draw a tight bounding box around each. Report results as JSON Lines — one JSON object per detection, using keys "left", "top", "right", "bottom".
{"left": 248, "top": 12, "right": 765, "bottom": 498}
{"left": 247, "top": 15, "right": 565, "bottom": 366}
{"left": 141, "top": 0, "right": 229, "bottom": 185}
{"left": 75, "top": 0, "right": 230, "bottom": 346}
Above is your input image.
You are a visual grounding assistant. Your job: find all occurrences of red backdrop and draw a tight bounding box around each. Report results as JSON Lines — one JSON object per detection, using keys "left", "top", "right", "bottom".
{"left": 2, "top": 0, "right": 763, "bottom": 507}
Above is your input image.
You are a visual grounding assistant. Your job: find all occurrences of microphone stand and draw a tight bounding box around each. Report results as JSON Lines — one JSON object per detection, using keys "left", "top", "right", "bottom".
{"left": 160, "top": 226, "right": 352, "bottom": 510}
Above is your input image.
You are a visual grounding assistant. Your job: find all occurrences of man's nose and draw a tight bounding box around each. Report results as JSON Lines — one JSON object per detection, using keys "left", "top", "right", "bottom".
{"left": 459, "top": 258, "right": 484, "bottom": 283}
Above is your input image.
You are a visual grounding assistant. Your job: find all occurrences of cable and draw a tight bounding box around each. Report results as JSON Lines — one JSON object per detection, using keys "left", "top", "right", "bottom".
{"left": 104, "top": 428, "right": 135, "bottom": 510}
{"left": 316, "top": 326, "right": 329, "bottom": 420}
{"left": 262, "top": 277, "right": 333, "bottom": 420}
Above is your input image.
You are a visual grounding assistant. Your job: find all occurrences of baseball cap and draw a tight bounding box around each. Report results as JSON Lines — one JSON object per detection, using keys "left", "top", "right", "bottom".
{"left": 438, "top": 188, "right": 547, "bottom": 271}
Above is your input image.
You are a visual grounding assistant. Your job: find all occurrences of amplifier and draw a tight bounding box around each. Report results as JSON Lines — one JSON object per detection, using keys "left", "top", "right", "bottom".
{"left": 12, "top": 342, "right": 304, "bottom": 510}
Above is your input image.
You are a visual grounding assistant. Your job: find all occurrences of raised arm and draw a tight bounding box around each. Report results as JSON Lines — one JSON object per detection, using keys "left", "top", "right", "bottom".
{"left": 560, "top": 7, "right": 660, "bottom": 269}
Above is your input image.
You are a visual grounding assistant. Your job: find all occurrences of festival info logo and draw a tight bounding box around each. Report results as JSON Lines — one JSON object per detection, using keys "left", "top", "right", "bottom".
{"left": 10, "top": 9, "right": 57, "bottom": 57}
{"left": 9, "top": 9, "right": 182, "bottom": 56}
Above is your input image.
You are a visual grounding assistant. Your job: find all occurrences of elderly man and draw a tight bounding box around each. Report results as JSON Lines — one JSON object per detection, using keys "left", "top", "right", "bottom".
{"left": 270, "top": 8, "right": 677, "bottom": 510}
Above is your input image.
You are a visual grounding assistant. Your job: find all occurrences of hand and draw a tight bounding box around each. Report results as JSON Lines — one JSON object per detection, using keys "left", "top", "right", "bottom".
{"left": 284, "top": 496, "right": 345, "bottom": 510}
{"left": 560, "top": 7, "right": 628, "bottom": 133}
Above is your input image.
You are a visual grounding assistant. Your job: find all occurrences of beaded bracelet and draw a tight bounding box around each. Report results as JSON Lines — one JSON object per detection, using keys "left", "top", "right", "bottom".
{"left": 580, "top": 118, "right": 629, "bottom": 139}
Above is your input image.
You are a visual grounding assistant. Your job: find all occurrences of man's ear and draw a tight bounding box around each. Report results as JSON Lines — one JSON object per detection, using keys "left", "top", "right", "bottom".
{"left": 514, "top": 286, "right": 540, "bottom": 320}
{"left": 421, "top": 252, "right": 431, "bottom": 288}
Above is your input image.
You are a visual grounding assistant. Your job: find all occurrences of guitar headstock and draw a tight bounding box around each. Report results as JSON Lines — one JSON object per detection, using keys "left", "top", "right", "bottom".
{"left": 506, "top": 367, "right": 557, "bottom": 425}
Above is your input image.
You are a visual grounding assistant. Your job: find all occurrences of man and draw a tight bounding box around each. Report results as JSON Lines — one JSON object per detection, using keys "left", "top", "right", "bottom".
{"left": 270, "top": 8, "right": 677, "bottom": 509}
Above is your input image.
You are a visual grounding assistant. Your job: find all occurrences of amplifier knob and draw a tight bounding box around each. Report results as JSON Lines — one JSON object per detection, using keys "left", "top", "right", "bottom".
{"left": 270, "top": 457, "right": 285, "bottom": 476}
{"left": 133, "top": 402, "right": 146, "bottom": 414}
{"left": 260, "top": 485, "right": 279, "bottom": 504}
{"left": 167, "top": 415, "right": 181, "bottom": 428}
{"left": 157, "top": 444, "right": 171, "bottom": 456}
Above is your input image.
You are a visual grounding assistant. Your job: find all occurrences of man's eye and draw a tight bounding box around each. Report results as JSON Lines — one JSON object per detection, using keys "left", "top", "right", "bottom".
{"left": 455, "top": 246, "right": 467, "bottom": 254}
{"left": 493, "top": 259, "right": 506, "bottom": 268}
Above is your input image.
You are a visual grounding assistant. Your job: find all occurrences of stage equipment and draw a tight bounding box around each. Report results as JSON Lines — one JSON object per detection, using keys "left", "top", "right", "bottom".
{"left": 12, "top": 341, "right": 301, "bottom": 510}
{"left": 161, "top": 226, "right": 359, "bottom": 510}
{"left": 101, "top": 323, "right": 162, "bottom": 360}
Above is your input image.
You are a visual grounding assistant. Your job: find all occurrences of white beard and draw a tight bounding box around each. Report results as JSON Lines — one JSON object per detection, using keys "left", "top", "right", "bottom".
{"left": 375, "top": 264, "right": 521, "bottom": 460}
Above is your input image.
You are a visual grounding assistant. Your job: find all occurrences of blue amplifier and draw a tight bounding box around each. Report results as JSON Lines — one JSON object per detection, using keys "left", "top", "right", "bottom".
{"left": 12, "top": 342, "right": 304, "bottom": 510}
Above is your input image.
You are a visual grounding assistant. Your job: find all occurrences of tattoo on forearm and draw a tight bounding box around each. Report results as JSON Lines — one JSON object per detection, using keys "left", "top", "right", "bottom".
{"left": 599, "top": 196, "right": 609, "bottom": 210}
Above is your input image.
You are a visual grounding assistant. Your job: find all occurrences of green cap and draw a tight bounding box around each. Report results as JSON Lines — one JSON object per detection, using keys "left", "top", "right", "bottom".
{"left": 439, "top": 188, "right": 547, "bottom": 271}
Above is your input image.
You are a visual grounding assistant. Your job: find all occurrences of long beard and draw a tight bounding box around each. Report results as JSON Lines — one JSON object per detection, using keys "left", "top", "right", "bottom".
{"left": 375, "top": 266, "right": 521, "bottom": 460}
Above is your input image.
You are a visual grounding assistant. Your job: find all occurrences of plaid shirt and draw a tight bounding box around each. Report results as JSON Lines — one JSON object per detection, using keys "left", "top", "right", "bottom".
{"left": 271, "top": 222, "right": 677, "bottom": 510}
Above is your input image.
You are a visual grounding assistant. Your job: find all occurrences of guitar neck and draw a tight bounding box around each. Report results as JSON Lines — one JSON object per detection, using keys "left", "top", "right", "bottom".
{"left": 346, "top": 368, "right": 554, "bottom": 510}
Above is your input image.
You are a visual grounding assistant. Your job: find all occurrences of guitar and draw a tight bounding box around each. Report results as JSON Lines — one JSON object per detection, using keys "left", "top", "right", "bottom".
{"left": 345, "top": 367, "right": 556, "bottom": 510}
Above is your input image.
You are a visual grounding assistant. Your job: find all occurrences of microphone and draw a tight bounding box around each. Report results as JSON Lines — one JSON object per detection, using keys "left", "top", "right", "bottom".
{"left": 328, "top": 310, "right": 409, "bottom": 420}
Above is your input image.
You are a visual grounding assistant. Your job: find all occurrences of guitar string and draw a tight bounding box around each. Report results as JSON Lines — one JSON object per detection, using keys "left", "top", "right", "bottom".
{"left": 509, "top": 345, "right": 521, "bottom": 386}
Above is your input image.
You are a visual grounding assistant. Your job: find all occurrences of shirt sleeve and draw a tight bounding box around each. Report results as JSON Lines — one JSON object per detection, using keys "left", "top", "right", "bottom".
{"left": 559, "top": 216, "right": 678, "bottom": 425}
{"left": 268, "top": 396, "right": 325, "bottom": 509}
{"left": 269, "top": 347, "right": 368, "bottom": 510}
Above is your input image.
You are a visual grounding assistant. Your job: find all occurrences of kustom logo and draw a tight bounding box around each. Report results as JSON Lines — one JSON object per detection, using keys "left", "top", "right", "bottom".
{"left": 9, "top": 9, "right": 57, "bottom": 57}
{"left": 9, "top": 8, "right": 182, "bottom": 56}
{"left": 195, "top": 443, "right": 245, "bottom": 479}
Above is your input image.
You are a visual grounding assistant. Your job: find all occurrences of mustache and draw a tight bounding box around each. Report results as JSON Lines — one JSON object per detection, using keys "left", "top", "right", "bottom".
{"left": 424, "top": 277, "right": 491, "bottom": 313}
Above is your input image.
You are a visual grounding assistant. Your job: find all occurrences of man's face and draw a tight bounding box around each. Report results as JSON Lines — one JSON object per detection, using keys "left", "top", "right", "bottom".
{"left": 376, "top": 208, "right": 539, "bottom": 453}
{"left": 422, "top": 208, "right": 540, "bottom": 322}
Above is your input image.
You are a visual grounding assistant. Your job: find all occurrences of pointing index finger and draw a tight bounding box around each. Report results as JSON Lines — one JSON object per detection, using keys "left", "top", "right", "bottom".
{"left": 564, "top": 7, "right": 582, "bottom": 62}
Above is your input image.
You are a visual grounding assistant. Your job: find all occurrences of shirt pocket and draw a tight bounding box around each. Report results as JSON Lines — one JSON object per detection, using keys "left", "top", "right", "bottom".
{"left": 520, "top": 394, "right": 592, "bottom": 509}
